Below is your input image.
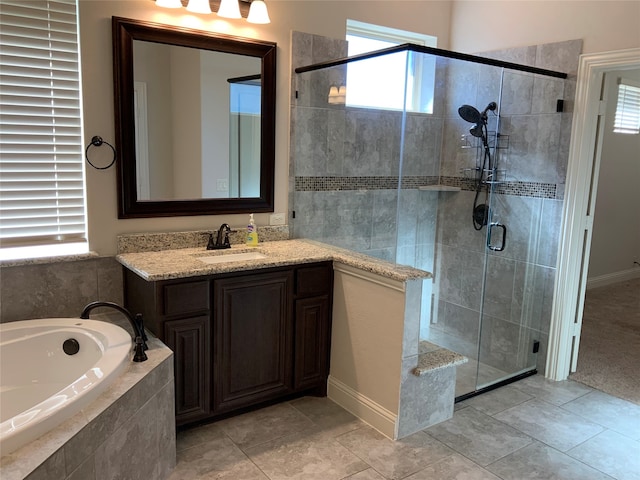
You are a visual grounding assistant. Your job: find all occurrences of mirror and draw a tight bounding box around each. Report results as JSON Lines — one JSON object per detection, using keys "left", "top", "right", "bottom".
{"left": 113, "top": 17, "right": 276, "bottom": 218}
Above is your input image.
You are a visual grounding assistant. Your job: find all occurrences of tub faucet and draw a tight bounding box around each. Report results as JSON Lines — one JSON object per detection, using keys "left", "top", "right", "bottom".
{"left": 80, "top": 301, "right": 148, "bottom": 362}
{"left": 208, "top": 223, "right": 231, "bottom": 250}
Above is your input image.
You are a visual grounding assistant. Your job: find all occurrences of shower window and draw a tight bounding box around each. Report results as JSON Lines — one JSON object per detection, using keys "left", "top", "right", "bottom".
{"left": 613, "top": 78, "right": 640, "bottom": 134}
{"left": 346, "top": 20, "right": 436, "bottom": 113}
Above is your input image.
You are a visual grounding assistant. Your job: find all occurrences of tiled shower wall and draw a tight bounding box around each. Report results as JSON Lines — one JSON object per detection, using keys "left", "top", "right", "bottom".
{"left": 291, "top": 30, "right": 581, "bottom": 375}
{"left": 431, "top": 40, "right": 581, "bottom": 376}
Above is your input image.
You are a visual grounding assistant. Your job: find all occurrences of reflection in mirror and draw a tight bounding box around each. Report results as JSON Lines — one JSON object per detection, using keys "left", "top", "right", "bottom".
{"left": 133, "top": 41, "right": 262, "bottom": 201}
{"left": 113, "top": 17, "right": 276, "bottom": 218}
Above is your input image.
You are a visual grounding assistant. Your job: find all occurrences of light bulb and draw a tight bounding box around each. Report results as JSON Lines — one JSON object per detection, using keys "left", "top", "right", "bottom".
{"left": 156, "top": 0, "right": 183, "bottom": 7}
{"left": 328, "top": 86, "right": 339, "bottom": 104}
{"left": 247, "top": 0, "right": 271, "bottom": 24}
{"left": 186, "top": 0, "right": 212, "bottom": 14}
{"left": 217, "top": 0, "right": 241, "bottom": 18}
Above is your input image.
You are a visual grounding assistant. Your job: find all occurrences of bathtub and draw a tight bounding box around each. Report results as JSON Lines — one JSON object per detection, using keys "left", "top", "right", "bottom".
{"left": 0, "top": 318, "right": 132, "bottom": 456}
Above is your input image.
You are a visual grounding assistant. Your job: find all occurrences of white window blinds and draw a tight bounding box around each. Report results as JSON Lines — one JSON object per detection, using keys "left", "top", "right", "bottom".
{"left": 0, "top": 0, "right": 87, "bottom": 249}
{"left": 614, "top": 78, "right": 640, "bottom": 134}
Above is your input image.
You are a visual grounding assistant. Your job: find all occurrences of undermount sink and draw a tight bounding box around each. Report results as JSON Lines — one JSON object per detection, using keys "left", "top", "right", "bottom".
{"left": 196, "top": 251, "right": 267, "bottom": 264}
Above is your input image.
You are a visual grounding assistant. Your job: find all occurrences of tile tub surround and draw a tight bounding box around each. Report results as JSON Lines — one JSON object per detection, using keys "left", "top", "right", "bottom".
{"left": 0, "top": 317, "right": 175, "bottom": 480}
{"left": 116, "top": 239, "right": 431, "bottom": 282}
{"left": 0, "top": 256, "right": 124, "bottom": 324}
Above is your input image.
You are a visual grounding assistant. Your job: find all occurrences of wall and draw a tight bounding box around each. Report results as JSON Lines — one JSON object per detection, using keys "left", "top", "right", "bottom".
{"left": 78, "top": 0, "right": 452, "bottom": 256}
{"left": 449, "top": 0, "right": 640, "bottom": 55}
{"left": 588, "top": 67, "right": 640, "bottom": 283}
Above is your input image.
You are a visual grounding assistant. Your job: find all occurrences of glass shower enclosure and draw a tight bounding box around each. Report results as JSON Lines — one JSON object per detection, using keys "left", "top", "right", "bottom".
{"left": 291, "top": 41, "right": 568, "bottom": 399}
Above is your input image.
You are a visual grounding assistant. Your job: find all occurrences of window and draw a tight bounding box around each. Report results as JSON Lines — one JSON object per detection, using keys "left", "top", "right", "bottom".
{"left": 613, "top": 78, "right": 640, "bottom": 134}
{"left": 0, "top": 0, "right": 87, "bottom": 259}
{"left": 345, "top": 20, "right": 437, "bottom": 113}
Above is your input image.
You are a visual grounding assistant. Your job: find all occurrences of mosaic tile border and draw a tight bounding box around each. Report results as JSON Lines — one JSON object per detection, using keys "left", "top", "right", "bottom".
{"left": 295, "top": 176, "right": 558, "bottom": 199}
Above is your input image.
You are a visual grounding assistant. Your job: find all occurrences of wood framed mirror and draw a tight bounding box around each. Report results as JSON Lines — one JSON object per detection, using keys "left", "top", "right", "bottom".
{"left": 112, "top": 17, "right": 276, "bottom": 218}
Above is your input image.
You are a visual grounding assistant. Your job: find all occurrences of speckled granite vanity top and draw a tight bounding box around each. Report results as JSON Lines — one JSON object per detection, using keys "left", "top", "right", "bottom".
{"left": 116, "top": 239, "right": 431, "bottom": 282}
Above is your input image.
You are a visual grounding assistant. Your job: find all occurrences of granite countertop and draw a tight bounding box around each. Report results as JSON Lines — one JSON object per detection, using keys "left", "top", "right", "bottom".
{"left": 116, "top": 239, "right": 432, "bottom": 282}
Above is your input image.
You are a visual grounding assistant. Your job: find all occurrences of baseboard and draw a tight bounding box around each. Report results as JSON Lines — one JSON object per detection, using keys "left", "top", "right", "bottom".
{"left": 327, "top": 376, "right": 398, "bottom": 439}
{"left": 587, "top": 268, "right": 640, "bottom": 290}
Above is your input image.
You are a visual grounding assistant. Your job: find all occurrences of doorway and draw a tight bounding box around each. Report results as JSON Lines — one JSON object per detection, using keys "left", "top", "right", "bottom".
{"left": 547, "top": 48, "right": 640, "bottom": 381}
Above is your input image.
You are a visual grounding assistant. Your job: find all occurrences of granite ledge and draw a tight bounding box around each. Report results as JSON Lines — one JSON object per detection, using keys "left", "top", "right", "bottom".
{"left": 0, "top": 251, "right": 99, "bottom": 268}
{"left": 116, "top": 239, "right": 432, "bottom": 283}
{"left": 412, "top": 349, "right": 468, "bottom": 376}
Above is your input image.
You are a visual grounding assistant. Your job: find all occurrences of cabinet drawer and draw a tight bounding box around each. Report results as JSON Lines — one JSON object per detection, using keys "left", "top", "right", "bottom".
{"left": 296, "top": 264, "right": 332, "bottom": 297}
{"left": 163, "top": 280, "right": 209, "bottom": 316}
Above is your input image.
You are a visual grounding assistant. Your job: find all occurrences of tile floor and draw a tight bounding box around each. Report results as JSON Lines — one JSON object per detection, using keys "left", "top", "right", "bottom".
{"left": 169, "top": 375, "right": 640, "bottom": 480}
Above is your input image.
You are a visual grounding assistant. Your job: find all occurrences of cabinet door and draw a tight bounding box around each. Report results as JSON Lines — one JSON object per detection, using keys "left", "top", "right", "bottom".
{"left": 213, "top": 271, "right": 293, "bottom": 412}
{"left": 294, "top": 295, "right": 330, "bottom": 391}
{"left": 165, "top": 316, "right": 211, "bottom": 425}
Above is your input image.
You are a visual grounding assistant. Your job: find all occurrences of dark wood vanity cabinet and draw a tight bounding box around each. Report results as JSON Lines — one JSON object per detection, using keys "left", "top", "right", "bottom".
{"left": 213, "top": 270, "right": 294, "bottom": 414}
{"left": 123, "top": 262, "right": 333, "bottom": 427}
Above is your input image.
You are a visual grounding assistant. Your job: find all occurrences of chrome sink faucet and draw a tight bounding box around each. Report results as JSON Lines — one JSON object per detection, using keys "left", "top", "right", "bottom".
{"left": 207, "top": 223, "right": 232, "bottom": 250}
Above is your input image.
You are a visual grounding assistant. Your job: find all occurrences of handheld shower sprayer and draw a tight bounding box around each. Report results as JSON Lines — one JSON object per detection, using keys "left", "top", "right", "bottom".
{"left": 458, "top": 101, "right": 498, "bottom": 231}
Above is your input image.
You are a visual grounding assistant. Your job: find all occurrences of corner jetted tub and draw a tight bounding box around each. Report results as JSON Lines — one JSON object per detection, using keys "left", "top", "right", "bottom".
{"left": 0, "top": 318, "right": 132, "bottom": 456}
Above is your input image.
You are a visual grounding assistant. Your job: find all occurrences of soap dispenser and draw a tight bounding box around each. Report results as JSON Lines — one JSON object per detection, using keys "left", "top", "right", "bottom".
{"left": 246, "top": 213, "right": 258, "bottom": 246}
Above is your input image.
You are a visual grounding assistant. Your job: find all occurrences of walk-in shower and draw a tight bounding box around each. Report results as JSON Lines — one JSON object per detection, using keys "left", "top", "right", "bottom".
{"left": 291, "top": 35, "right": 572, "bottom": 399}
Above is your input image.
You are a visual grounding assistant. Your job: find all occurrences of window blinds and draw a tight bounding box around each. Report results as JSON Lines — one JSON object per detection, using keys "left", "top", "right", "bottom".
{"left": 614, "top": 78, "right": 640, "bottom": 134}
{"left": 0, "top": 0, "right": 87, "bottom": 248}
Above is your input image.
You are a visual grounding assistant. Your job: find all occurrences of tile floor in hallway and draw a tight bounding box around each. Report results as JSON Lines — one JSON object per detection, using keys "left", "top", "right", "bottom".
{"left": 169, "top": 375, "right": 640, "bottom": 480}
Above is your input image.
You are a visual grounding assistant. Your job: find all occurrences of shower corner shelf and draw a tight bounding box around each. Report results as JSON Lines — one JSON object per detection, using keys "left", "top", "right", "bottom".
{"left": 418, "top": 185, "right": 461, "bottom": 192}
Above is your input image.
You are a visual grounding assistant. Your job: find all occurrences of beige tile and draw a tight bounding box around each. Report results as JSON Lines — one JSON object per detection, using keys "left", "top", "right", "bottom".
{"left": 406, "top": 453, "right": 501, "bottom": 480}
{"left": 494, "top": 398, "right": 604, "bottom": 452}
{"left": 458, "top": 384, "right": 533, "bottom": 415}
{"left": 561, "top": 390, "right": 640, "bottom": 440}
{"left": 245, "top": 429, "right": 368, "bottom": 480}
{"left": 567, "top": 429, "right": 640, "bottom": 480}
{"left": 427, "top": 406, "right": 532, "bottom": 466}
{"left": 170, "top": 436, "right": 268, "bottom": 480}
{"left": 487, "top": 441, "right": 613, "bottom": 480}
{"left": 510, "top": 375, "right": 592, "bottom": 406}
{"left": 289, "top": 396, "right": 363, "bottom": 437}
{"left": 336, "top": 426, "right": 454, "bottom": 480}
{"left": 217, "top": 403, "right": 315, "bottom": 449}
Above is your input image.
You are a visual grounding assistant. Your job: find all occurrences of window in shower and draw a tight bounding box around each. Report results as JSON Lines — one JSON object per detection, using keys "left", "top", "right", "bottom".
{"left": 345, "top": 20, "right": 436, "bottom": 113}
{"left": 613, "top": 78, "right": 640, "bottom": 134}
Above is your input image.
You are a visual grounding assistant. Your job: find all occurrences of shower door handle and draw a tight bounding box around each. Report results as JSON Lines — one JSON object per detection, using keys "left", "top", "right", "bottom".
{"left": 487, "top": 222, "right": 507, "bottom": 251}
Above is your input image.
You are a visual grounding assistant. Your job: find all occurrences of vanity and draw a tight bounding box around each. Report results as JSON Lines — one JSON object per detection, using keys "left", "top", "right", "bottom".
{"left": 118, "top": 237, "right": 464, "bottom": 439}
{"left": 123, "top": 256, "right": 332, "bottom": 426}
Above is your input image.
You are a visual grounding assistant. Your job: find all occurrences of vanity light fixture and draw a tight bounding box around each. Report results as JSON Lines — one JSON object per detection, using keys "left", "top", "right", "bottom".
{"left": 247, "top": 0, "right": 270, "bottom": 24}
{"left": 156, "top": 0, "right": 182, "bottom": 7}
{"left": 155, "top": 0, "right": 271, "bottom": 24}
{"left": 186, "top": 0, "right": 212, "bottom": 14}
{"left": 217, "top": 0, "right": 241, "bottom": 18}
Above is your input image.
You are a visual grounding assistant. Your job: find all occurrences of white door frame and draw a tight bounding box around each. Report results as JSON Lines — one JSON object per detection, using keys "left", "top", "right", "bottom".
{"left": 546, "top": 47, "right": 640, "bottom": 381}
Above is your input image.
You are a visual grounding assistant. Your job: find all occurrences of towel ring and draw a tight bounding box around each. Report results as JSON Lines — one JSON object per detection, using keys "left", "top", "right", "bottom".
{"left": 85, "top": 136, "right": 116, "bottom": 170}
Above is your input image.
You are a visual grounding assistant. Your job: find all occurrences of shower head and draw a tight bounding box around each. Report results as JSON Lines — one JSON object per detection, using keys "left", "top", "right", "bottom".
{"left": 458, "top": 102, "right": 497, "bottom": 124}
{"left": 458, "top": 104, "right": 482, "bottom": 124}
{"left": 458, "top": 102, "right": 497, "bottom": 138}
